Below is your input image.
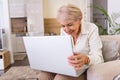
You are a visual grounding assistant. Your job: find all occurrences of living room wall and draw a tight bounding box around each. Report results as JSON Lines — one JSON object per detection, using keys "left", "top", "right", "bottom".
{"left": 1, "top": 0, "right": 14, "bottom": 63}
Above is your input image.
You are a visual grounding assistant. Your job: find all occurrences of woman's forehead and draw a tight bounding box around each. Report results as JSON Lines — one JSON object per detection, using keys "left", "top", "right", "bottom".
{"left": 59, "top": 19, "right": 75, "bottom": 25}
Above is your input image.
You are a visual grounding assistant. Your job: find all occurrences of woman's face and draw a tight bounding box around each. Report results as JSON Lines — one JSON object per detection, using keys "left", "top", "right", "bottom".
{"left": 59, "top": 19, "right": 81, "bottom": 36}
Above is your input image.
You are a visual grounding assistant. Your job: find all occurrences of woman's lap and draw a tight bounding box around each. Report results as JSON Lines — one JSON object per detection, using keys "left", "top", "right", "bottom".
{"left": 39, "top": 71, "right": 86, "bottom": 80}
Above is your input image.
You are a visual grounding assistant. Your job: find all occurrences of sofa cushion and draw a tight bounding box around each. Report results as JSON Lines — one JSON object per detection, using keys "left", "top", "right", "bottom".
{"left": 101, "top": 35, "right": 120, "bottom": 55}
{"left": 87, "top": 60, "right": 120, "bottom": 80}
{"left": 102, "top": 40, "right": 120, "bottom": 62}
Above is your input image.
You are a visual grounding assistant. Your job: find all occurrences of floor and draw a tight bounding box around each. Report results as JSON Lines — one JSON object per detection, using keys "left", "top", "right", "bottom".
{"left": 0, "top": 56, "right": 29, "bottom": 76}
{"left": 12, "top": 55, "right": 29, "bottom": 66}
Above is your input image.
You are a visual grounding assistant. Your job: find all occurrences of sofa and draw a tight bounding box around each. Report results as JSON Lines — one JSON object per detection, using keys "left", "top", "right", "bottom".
{"left": 87, "top": 35, "right": 120, "bottom": 80}
{"left": 0, "top": 35, "right": 120, "bottom": 80}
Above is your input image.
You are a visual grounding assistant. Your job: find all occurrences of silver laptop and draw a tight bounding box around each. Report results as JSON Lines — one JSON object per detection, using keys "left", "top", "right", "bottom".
{"left": 23, "top": 36, "right": 85, "bottom": 77}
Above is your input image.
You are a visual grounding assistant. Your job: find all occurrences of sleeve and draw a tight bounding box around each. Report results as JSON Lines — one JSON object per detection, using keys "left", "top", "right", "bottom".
{"left": 87, "top": 23, "right": 104, "bottom": 66}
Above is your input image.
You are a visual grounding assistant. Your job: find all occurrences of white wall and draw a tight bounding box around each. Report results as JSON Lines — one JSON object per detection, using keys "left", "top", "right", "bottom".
{"left": 108, "top": 0, "right": 120, "bottom": 24}
{"left": 0, "top": 0, "right": 4, "bottom": 27}
{"left": 3, "top": 0, "right": 14, "bottom": 63}
{"left": 26, "top": 0, "right": 44, "bottom": 36}
{"left": 9, "top": 0, "right": 26, "bottom": 17}
{"left": 108, "top": 0, "right": 120, "bottom": 15}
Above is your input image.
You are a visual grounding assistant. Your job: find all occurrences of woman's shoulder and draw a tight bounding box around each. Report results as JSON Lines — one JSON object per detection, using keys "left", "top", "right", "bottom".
{"left": 81, "top": 22, "right": 98, "bottom": 35}
{"left": 84, "top": 22, "right": 98, "bottom": 30}
{"left": 84, "top": 22, "right": 97, "bottom": 27}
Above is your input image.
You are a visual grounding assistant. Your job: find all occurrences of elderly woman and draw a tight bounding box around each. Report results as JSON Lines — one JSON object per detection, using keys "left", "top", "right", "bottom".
{"left": 39, "top": 4, "right": 104, "bottom": 80}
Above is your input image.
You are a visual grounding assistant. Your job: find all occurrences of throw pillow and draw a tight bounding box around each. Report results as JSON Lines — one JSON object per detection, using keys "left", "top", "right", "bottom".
{"left": 102, "top": 40, "right": 120, "bottom": 62}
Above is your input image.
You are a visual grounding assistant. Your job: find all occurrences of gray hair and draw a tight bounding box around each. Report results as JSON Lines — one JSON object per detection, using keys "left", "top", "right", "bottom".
{"left": 57, "top": 4, "right": 82, "bottom": 22}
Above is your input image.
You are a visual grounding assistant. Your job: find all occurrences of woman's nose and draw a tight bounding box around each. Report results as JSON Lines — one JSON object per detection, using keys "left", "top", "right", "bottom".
{"left": 64, "top": 26, "right": 70, "bottom": 32}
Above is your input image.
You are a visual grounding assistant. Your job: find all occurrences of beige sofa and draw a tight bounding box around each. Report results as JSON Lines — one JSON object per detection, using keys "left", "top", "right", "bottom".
{"left": 0, "top": 35, "right": 120, "bottom": 80}
{"left": 87, "top": 35, "right": 120, "bottom": 80}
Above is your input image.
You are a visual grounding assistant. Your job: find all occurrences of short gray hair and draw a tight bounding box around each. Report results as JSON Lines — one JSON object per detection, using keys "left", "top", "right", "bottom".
{"left": 57, "top": 4, "right": 82, "bottom": 22}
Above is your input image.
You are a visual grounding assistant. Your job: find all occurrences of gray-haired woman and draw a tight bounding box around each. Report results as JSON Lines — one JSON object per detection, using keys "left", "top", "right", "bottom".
{"left": 39, "top": 4, "right": 104, "bottom": 80}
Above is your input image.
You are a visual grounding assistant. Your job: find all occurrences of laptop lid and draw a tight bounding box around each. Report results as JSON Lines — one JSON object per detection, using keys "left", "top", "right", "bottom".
{"left": 23, "top": 36, "right": 83, "bottom": 77}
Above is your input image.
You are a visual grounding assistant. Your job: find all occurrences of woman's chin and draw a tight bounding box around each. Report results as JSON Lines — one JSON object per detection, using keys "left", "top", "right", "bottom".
{"left": 67, "top": 33, "right": 73, "bottom": 35}
{"left": 66, "top": 31, "right": 74, "bottom": 35}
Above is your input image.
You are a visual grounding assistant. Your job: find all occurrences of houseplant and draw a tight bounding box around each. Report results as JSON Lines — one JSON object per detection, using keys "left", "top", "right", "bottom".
{"left": 93, "top": 5, "right": 120, "bottom": 35}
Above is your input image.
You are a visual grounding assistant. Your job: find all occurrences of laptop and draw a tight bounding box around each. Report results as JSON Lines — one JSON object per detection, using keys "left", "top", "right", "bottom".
{"left": 23, "top": 36, "right": 86, "bottom": 77}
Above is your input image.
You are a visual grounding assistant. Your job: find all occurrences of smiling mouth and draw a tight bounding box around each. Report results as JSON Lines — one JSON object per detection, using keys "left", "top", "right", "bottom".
{"left": 67, "top": 30, "right": 73, "bottom": 34}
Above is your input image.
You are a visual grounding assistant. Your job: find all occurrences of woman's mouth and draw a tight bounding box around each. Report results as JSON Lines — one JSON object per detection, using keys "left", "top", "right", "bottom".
{"left": 67, "top": 30, "right": 74, "bottom": 34}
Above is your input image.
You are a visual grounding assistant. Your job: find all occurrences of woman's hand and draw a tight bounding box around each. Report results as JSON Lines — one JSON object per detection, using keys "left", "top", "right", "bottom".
{"left": 68, "top": 52, "right": 90, "bottom": 70}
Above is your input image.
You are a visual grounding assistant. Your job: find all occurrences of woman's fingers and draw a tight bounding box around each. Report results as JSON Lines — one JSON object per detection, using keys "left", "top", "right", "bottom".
{"left": 69, "top": 61, "right": 83, "bottom": 70}
{"left": 68, "top": 57, "right": 82, "bottom": 64}
{"left": 68, "top": 53, "right": 85, "bottom": 70}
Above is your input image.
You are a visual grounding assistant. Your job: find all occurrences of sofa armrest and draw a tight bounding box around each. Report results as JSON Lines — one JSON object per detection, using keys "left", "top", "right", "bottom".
{"left": 87, "top": 60, "right": 120, "bottom": 80}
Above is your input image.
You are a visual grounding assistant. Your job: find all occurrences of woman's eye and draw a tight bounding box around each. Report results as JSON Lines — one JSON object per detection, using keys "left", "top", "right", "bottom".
{"left": 67, "top": 23, "right": 73, "bottom": 27}
{"left": 62, "top": 25, "right": 65, "bottom": 27}
{"left": 61, "top": 23, "right": 73, "bottom": 28}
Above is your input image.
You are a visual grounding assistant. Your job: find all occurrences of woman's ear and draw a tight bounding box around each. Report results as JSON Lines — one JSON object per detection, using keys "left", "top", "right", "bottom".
{"left": 79, "top": 16, "right": 82, "bottom": 21}
{"left": 77, "top": 15, "right": 82, "bottom": 22}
